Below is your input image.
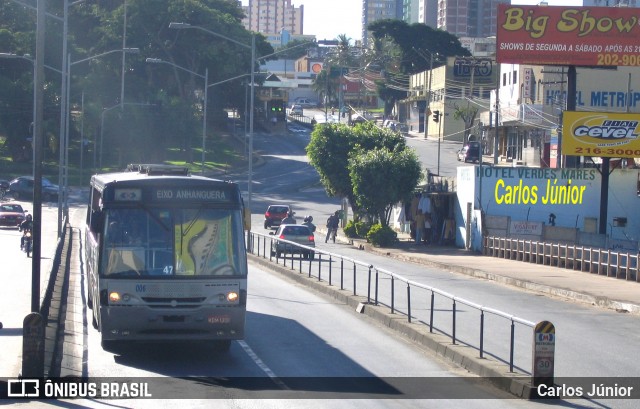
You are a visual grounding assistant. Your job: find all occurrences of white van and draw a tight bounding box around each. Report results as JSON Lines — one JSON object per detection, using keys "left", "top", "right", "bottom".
{"left": 294, "top": 98, "right": 318, "bottom": 108}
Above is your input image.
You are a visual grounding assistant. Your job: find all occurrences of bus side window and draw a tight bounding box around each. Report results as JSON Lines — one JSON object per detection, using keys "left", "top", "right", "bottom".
{"left": 90, "top": 210, "right": 104, "bottom": 233}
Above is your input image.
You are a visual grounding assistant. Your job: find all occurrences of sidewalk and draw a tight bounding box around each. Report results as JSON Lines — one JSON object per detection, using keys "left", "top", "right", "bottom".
{"left": 317, "top": 227, "right": 640, "bottom": 315}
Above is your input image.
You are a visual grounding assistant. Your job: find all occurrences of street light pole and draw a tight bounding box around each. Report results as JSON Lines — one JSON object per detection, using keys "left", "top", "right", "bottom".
{"left": 67, "top": 47, "right": 139, "bottom": 176}
{"left": 248, "top": 34, "right": 255, "bottom": 213}
{"left": 168, "top": 22, "right": 256, "bottom": 213}
{"left": 146, "top": 58, "right": 208, "bottom": 173}
{"left": 202, "top": 68, "right": 208, "bottom": 172}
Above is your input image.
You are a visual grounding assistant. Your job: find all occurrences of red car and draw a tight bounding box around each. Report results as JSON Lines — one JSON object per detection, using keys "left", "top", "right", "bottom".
{"left": 0, "top": 202, "right": 27, "bottom": 228}
{"left": 264, "top": 205, "right": 291, "bottom": 229}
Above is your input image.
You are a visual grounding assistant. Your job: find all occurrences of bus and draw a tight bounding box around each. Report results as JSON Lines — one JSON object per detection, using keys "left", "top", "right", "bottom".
{"left": 85, "top": 164, "right": 248, "bottom": 351}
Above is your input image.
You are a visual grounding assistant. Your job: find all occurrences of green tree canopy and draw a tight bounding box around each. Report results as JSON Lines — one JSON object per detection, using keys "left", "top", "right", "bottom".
{"left": 306, "top": 121, "right": 417, "bottom": 220}
{"left": 367, "top": 19, "right": 471, "bottom": 116}
{"left": 348, "top": 147, "right": 422, "bottom": 226}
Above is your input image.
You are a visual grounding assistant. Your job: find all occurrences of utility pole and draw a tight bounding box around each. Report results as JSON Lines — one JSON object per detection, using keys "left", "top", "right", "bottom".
{"left": 424, "top": 54, "right": 433, "bottom": 139}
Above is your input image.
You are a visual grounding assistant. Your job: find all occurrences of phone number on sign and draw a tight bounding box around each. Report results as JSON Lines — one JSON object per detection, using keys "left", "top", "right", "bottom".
{"left": 574, "top": 147, "right": 640, "bottom": 156}
{"left": 597, "top": 53, "right": 640, "bottom": 66}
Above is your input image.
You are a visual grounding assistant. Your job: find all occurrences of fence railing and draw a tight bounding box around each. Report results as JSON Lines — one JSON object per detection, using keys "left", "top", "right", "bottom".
{"left": 248, "top": 231, "right": 537, "bottom": 374}
{"left": 483, "top": 236, "right": 639, "bottom": 282}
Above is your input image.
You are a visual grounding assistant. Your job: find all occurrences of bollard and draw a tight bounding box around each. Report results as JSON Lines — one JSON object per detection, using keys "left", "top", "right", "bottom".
{"left": 22, "top": 312, "right": 45, "bottom": 378}
{"left": 532, "top": 320, "right": 555, "bottom": 390}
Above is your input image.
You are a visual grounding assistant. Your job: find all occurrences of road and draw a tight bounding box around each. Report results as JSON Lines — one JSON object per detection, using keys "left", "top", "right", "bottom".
{"left": 236, "top": 120, "right": 640, "bottom": 407}
{"left": 42, "top": 206, "right": 540, "bottom": 408}
{"left": 4, "top": 121, "right": 638, "bottom": 407}
{"left": 0, "top": 198, "right": 61, "bottom": 376}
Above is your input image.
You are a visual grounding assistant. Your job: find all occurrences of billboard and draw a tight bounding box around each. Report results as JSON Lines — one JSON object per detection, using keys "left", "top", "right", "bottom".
{"left": 496, "top": 5, "right": 640, "bottom": 66}
{"left": 562, "top": 111, "right": 640, "bottom": 158}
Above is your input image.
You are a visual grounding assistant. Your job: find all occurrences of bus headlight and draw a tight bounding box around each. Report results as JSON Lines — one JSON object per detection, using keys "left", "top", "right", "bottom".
{"left": 109, "top": 292, "right": 121, "bottom": 303}
{"left": 227, "top": 292, "right": 239, "bottom": 302}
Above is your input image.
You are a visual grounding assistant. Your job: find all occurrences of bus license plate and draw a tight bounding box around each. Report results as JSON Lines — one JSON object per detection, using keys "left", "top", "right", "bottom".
{"left": 208, "top": 315, "right": 231, "bottom": 324}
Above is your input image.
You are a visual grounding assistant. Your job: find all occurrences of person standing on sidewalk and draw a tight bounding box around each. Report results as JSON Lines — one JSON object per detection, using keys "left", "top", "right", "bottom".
{"left": 325, "top": 211, "right": 339, "bottom": 243}
{"left": 414, "top": 210, "right": 425, "bottom": 245}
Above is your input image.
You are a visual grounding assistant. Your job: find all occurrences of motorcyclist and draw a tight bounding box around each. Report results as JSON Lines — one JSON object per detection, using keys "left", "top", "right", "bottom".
{"left": 281, "top": 211, "right": 296, "bottom": 225}
{"left": 302, "top": 215, "right": 316, "bottom": 233}
{"left": 19, "top": 214, "right": 33, "bottom": 250}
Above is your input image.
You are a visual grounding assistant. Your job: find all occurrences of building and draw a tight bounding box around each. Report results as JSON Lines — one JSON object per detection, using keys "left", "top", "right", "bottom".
{"left": 260, "top": 28, "right": 316, "bottom": 50}
{"left": 437, "top": 0, "right": 507, "bottom": 37}
{"left": 480, "top": 65, "right": 640, "bottom": 168}
{"left": 362, "top": 0, "right": 404, "bottom": 45}
{"left": 241, "top": 0, "right": 304, "bottom": 35}
{"left": 403, "top": 56, "right": 497, "bottom": 143}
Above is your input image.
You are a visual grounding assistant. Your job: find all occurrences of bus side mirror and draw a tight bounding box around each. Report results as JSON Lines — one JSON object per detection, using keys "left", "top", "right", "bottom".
{"left": 243, "top": 207, "right": 251, "bottom": 231}
{"left": 91, "top": 210, "right": 104, "bottom": 233}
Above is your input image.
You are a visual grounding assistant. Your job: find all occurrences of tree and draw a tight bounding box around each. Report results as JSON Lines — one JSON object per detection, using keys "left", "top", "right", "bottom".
{"left": 348, "top": 147, "right": 422, "bottom": 227}
{"left": 366, "top": 19, "right": 471, "bottom": 117}
{"left": 306, "top": 121, "right": 411, "bottom": 217}
{"left": 452, "top": 104, "right": 478, "bottom": 144}
{"left": 275, "top": 38, "right": 316, "bottom": 60}
{"left": 66, "top": 0, "right": 272, "bottom": 166}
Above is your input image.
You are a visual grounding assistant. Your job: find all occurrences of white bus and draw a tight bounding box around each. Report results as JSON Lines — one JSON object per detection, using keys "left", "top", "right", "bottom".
{"left": 85, "top": 164, "right": 248, "bottom": 351}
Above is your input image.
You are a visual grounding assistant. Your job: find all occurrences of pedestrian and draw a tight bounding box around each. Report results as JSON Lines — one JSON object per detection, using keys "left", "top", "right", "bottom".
{"left": 325, "top": 211, "right": 339, "bottom": 243}
{"left": 414, "top": 210, "right": 425, "bottom": 245}
{"left": 423, "top": 213, "right": 432, "bottom": 245}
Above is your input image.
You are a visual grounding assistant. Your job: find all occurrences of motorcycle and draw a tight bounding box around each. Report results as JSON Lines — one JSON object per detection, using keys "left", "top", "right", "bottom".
{"left": 22, "top": 229, "right": 32, "bottom": 257}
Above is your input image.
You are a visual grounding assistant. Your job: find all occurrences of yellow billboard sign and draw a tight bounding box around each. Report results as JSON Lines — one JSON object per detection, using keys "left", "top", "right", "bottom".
{"left": 562, "top": 111, "right": 640, "bottom": 158}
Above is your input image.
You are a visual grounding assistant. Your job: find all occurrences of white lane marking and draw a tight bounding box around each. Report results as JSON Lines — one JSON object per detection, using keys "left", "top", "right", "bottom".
{"left": 237, "top": 340, "right": 290, "bottom": 390}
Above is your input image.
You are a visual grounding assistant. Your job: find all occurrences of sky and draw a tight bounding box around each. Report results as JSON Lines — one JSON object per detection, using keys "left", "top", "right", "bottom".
{"left": 241, "top": 0, "right": 362, "bottom": 42}
{"left": 241, "top": 0, "right": 585, "bottom": 44}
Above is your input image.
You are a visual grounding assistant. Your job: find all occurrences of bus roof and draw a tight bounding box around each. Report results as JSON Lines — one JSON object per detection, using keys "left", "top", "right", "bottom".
{"left": 90, "top": 164, "right": 238, "bottom": 192}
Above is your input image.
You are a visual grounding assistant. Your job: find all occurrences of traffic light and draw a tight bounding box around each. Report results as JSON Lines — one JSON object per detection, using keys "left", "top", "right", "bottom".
{"left": 433, "top": 110, "right": 440, "bottom": 123}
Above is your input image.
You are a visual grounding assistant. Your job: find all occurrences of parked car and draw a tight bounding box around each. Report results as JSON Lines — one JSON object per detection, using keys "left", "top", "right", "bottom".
{"left": 264, "top": 204, "right": 292, "bottom": 229}
{"left": 457, "top": 142, "right": 481, "bottom": 163}
{"left": 270, "top": 224, "right": 315, "bottom": 259}
{"left": 293, "top": 98, "right": 318, "bottom": 108}
{"left": 289, "top": 104, "right": 303, "bottom": 116}
{"left": 0, "top": 202, "right": 26, "bottom": 228}
{"left": 8, "top": 176, "right": 59, "bottom": 201}
{"left": 382, "top": 119, "right": 402, "bottom": 132}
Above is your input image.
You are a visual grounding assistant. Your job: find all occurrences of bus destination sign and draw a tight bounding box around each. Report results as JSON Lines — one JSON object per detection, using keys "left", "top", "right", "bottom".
{"left": 153, "top": 188, "right": 231, "bottom": 202}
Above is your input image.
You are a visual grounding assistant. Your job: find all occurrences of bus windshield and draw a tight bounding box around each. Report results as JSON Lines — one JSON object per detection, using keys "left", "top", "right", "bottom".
{"left": 101, "top": 207, "right": 246, "bottom": 278}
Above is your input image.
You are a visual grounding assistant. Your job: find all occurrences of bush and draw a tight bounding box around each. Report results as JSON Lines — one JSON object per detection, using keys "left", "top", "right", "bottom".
{"left": 344, "top": 220, "right": 372, "bottom": 238}
{"left": 355, "top": 221, "right": 372, "bottom": 237}
{"left": 366, "top": 224, "right": 397, "bottom": 247}
{"left": 343, "top": 220, "right": 358, "bottom": 238}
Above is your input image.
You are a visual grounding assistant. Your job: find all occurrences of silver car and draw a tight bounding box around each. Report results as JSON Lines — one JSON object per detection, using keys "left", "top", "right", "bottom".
{"left": 270, "top": 224, "right": 315, "bottom": 259}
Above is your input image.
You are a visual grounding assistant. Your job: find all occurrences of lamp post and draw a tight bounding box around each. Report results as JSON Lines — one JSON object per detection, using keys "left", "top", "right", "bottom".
{"left": 146, "top": 58, "right": 208, "bottom": 173}
{"left": 168, "top": 22, "right": 256, "bottom": 213}
{"left": 62, "top": 47, "right": 139, "bottom": 230}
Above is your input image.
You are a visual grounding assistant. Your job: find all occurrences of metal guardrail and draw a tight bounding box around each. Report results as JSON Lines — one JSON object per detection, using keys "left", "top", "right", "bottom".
{"left": 287, "top": 113, "right": 314, "bottom": 126}
{"left": 484, "top": 236, "right": 639, "bottom": 282}
{"left": 248, "top": 231, "right": 537, "bottom": 374}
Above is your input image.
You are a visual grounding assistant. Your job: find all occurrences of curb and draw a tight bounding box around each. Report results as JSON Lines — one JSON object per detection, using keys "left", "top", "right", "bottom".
{"left": 249, "top": 254, "right": 535, "bottom": 399}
